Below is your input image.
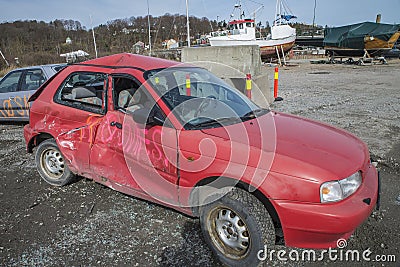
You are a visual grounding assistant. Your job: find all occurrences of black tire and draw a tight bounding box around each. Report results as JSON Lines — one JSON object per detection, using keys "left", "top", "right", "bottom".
{"left": 35, "top": 139, "right": 76, "bottom": 186}
{"left": 199, "top": 188, "right": 275, "bottom": 267}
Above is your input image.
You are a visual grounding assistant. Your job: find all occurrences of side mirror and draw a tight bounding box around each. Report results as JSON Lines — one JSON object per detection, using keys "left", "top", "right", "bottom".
{"left": 132, "top": 108, "right": 164, "bottom": 126}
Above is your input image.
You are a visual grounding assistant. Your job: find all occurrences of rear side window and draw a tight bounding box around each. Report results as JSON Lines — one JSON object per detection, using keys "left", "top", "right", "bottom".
{"left": 0, "top": 71, "right": 23, "bottom": 93}
{"left": 53, "top": 65, "right": 66, "bottom": 72}
{"left": 21, "top": 69, "right": 46, "bottom": 91}
{"left": 55, "top": 72, "right": 107, "bottom": 114}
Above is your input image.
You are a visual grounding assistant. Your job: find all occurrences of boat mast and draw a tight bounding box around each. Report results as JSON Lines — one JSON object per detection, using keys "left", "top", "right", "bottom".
{"left": 186, "top": 0, "right": 191, "bottom": 47}
{"left": 147, "top": 0, "right": 152, "bottom": 56}
{"left": 252, "top": 5, "right": 264, "bottom": 37}
{"left": 312, "top": 0, "right": 317, "bottom": 37}
{"left": 90, "top": 15, "right": 98, "bottom": 58}
{"left": 275, "top": 0, "right": 281, "bottom": 26}
{"left": 239, "top": 0, "right": 243, "bottom": 19}
{"left": 234, "top": 0, "right": 243, "bottom": 20}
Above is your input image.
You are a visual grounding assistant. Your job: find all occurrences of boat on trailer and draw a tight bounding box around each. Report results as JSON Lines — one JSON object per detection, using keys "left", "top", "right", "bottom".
{"left": 207, "top": 0, "right": 296, "bottom": 59}
{"left": 324, "top": 22, "right": 400, "bottom": 58}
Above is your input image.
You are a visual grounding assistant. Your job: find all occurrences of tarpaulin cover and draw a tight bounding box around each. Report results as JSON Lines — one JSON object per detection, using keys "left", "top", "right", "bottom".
{"left": 323, "top": 22, "right": 400, "bottom": 49}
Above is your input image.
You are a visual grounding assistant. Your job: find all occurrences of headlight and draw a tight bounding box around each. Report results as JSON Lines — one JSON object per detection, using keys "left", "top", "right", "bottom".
{"left": 320, "top": 172, "right": 362, "bottom": 203}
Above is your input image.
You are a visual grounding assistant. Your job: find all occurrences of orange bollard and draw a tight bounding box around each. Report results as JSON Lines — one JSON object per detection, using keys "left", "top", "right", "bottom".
{"left": 246, "top": 73, "right": 252, "bottom": 99}
{"left": 274, "top": 67, "right": 283, "bottom": 101}
{"left": 186, "top": 74, "right": 191, "bottom": 96}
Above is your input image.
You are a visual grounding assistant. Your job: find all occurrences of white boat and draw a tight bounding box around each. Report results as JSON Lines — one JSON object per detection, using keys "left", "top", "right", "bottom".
{"left": 208, "top": 0, "right": 296, "bottom": 59}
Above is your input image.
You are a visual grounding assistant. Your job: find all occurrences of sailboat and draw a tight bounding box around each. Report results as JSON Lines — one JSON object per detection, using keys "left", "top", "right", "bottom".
{"left": 208, "top": 0, "right": 296, "bottom": 59}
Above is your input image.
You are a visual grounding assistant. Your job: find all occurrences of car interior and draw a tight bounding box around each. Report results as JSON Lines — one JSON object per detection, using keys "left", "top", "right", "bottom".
{"left": 114, "top": 77, "right": 152, "bottom": 113}
{"left": 58, "top": 73, "right": 106, "bottom": 113}
{"left": 21, "top": 70, "right": 46, "bottom": 91}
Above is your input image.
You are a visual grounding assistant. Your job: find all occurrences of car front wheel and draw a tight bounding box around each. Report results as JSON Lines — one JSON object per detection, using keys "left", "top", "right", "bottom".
{"left": 199, "top": 188, "right": 275, "bottom": 267}
{"left": 35, "top": 139, "right": 76, "bottom": 186}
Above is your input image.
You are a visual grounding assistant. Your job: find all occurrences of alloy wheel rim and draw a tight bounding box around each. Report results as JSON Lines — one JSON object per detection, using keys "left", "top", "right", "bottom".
{"left": 208, "top": 207, "right": 250, "bottom": 259}
{"left": 41, "top": 148, "right": 65, "bottom": 179}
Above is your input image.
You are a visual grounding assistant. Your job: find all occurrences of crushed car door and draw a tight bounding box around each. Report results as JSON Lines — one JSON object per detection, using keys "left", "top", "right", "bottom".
{"left": 52, "top": 72, "right": 108, "bottom": 177}
{"left": 90, "top": 75, "right": 180, "bottom": 205}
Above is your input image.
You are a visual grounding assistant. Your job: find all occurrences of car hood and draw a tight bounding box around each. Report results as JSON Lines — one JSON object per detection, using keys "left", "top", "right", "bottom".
{"left": 200, "top": 111, "right": 368, "bottom": 183}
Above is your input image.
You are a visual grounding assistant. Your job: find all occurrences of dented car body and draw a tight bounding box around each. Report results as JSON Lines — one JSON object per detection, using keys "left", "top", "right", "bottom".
{"left": 24, "top": 53, "right": 379, "bottom": 266}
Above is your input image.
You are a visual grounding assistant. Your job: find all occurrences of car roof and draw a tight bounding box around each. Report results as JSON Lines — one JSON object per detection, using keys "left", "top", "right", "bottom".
{"left": 10, "top": 63, "right": 66, "bottom": 72}
{"left": 79, "top": 53, "right": 182, "bottom": 71}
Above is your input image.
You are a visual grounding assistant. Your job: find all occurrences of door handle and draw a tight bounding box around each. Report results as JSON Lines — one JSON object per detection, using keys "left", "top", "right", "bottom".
{"left": 110, "top": 121, "right": 122, "bottom": 129}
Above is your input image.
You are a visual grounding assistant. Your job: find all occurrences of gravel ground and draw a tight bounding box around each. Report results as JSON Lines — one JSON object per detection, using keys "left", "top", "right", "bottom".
{"left": 1, "top": 59, "right": 399, "bottom": 267}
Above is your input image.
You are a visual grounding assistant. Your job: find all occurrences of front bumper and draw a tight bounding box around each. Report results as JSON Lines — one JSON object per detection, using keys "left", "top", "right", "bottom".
{"left": 274, "top": 164, "right": 379, "bottom": 249}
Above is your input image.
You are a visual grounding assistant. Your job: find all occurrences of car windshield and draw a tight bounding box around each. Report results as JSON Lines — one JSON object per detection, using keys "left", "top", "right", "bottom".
{"left": 145, "top": 67, "right": 268, "bottom": 129}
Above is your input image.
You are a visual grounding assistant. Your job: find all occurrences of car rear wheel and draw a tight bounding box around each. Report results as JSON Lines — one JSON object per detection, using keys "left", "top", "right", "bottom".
{"left": 35, "top": 139, "right": 75, "bottom": 186}
{"left": 199, "top": 188, "right": 275, "bottom": 267}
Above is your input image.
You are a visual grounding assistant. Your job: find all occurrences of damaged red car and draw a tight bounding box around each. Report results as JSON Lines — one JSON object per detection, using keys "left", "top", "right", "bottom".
{"left": 24, "top": 53, "right": 379, "bottom": 267}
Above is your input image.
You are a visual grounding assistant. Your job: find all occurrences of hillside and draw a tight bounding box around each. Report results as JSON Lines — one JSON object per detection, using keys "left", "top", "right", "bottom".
{"left": 0, "top": 14, "right": 216, "bottom": 69}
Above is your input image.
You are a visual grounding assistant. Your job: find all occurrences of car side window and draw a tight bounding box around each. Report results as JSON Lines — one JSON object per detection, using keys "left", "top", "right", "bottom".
{"left": 113, "top": 76, "right": 170, "bottom": 127}
{"left": 113, "top": 76, "right": 143, "bottom": 112}
{"left": 0, "top": 71, "right": 23, "bottom": 93}
{"left": 55, "top": 72, "right": 107, "bottom": 114}
{"left": 114, "top": 76, "right": 158, "bottom": 112}
{"left": 21, "top": 69, "right": 46, "bottom": 91}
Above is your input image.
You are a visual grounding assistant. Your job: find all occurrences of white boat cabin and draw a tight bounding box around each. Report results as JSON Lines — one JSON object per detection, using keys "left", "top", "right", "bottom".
{"left": 210, "top": 19, "right": 256, "bottom": 38}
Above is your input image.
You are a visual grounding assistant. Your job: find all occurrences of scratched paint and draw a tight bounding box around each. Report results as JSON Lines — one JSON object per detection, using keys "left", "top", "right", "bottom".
{"left": 121, "top": 119, "right": 173, "bottom": 173}
{"left": 121, "top": 119, "right": 152, "bottom": 164}
{"left": 81, "top": 115, "right": 103, "bottom": 145}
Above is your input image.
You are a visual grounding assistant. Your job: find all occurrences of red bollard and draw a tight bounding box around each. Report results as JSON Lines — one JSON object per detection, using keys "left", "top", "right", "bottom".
{"left": 274, "top": 67, "right": 283, "bottom": 101}
{"left": 246, "top": 73, "right": 252, "bottom": 99}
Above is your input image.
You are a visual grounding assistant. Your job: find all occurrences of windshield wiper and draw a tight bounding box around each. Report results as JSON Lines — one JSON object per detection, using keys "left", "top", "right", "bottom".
{"left": 189, "top": 117, "right": 241, "bottom": 129}
{"left": 240, "top": 108, "right": 269, "bottom": 121}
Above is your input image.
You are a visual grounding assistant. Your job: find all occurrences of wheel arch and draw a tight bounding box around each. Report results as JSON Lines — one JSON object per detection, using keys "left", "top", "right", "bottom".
{"left": 189, "top": 176, "right": 284, "bottom": 245}
{"left": 27, "top": 132, "right": 55, "bottom": 153}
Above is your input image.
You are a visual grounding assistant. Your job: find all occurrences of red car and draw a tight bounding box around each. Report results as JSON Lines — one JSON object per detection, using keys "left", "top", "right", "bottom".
{"left": 24, "top": 53, "right": 378, "bottom": 266}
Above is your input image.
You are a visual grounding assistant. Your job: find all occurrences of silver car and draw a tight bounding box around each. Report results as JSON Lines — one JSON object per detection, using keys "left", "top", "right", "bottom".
{"left": 0, "top": 64, "right": 65, "bottom": 121}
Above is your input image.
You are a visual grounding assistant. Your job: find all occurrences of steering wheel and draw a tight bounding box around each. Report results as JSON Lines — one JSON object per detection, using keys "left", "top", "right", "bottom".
{"left": 195, "top": 97, "right": 213, "bottom": 117}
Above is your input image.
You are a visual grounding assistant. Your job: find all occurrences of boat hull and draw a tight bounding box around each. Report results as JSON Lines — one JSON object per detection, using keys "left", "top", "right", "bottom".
{"left": 209, "top": 36, "right": 296, "bottom": 59}
{"left": 260, "top": 40, "right": 295, "bottom": 58}
{"left": 325, "top": 47, "right": 393, "bottom": 57}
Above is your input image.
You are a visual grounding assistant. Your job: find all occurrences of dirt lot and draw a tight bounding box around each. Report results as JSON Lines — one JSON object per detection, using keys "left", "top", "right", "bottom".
{"left": 1, "top": 59, "right": 399, "bottom": 267}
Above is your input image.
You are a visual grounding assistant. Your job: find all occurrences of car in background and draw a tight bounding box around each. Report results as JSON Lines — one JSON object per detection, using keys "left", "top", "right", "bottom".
{"left": 0, "top": 64, "right": 65, "bottom": 121}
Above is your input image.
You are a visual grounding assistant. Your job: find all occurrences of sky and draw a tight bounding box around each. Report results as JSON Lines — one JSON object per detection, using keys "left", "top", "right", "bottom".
{"left": 0, "top": 0, "right": 399, "bottom": 29}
